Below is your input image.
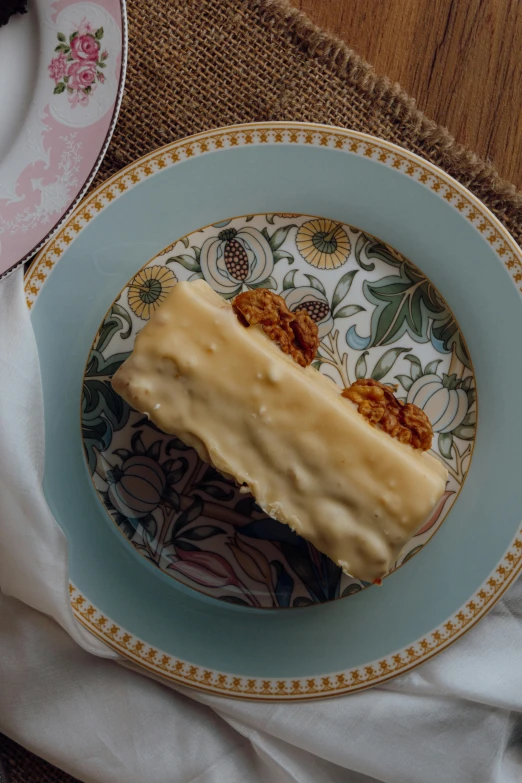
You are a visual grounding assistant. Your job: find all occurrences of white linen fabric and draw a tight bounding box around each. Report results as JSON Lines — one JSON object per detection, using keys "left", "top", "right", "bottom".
{"left": 1, "top": 268, "right": 521, "bottom": 783}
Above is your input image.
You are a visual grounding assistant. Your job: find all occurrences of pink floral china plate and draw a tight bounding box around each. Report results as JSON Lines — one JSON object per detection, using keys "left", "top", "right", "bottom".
{"left": 0, "top": 0, "right": 126, "bottom": 279}
{"left": 82, "top": 213, "right": 476, "bottom": 608}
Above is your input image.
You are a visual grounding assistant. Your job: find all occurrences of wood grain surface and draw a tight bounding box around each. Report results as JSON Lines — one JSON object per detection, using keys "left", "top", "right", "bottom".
{"left": 293, "top": 0, "right": 522, "bottom": 189}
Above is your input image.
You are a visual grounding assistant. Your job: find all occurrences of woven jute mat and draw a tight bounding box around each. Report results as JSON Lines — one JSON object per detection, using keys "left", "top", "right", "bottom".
{"left": 94, "top": 0, "right": 522, "bottom": 243}
{"left": 4, "top": 0, "right": 521, "bottom": 780}
{"left": 0, "top": 735, "right": 78, "bottom": 783}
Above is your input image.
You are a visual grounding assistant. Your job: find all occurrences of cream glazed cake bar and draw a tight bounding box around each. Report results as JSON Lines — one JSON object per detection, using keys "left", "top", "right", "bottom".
{"left": 112, "top": 279, "right": 448, "bottom": 582}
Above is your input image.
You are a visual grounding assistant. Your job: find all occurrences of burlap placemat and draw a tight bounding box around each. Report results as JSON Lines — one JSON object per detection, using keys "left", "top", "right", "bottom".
{"left": 0, "top": 735, "right": 78, "bottom": 783}
{"left": 95, "top": 0, "right": 522, "bottom": 243}
{"left": 4, "top": 0, "right": 521, "bottom": 780}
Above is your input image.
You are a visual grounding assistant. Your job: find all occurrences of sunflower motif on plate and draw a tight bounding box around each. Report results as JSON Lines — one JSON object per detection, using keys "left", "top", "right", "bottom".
{"left": 127, "top": 266, "right": 177, "bottom": 320}
{"left": 296, "top": 218, "right": 351, "bottom": 269}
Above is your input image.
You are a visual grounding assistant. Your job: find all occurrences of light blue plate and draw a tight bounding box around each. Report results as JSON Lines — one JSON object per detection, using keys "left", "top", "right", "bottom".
{"left": 27, "top": 123, "right": 522, "bottom": 700}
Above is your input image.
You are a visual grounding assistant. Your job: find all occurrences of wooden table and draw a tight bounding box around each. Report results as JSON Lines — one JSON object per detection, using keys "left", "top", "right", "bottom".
{"left": 294, "top": 0, "right": 522, "bottom": 190}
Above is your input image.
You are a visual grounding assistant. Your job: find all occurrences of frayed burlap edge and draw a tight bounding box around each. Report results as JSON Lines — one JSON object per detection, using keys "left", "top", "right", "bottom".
{"left": 251, "top": 0, "right": 522, "bottom": 219}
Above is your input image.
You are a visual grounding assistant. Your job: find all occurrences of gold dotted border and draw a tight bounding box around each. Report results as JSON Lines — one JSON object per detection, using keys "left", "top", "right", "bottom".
{"left": 25, "top": 123, "right": 522, "bottom": 307}
{"left": 70, "top": 529, "right": 522, "bottom": 699}
{"left": 27, "top": 122, "right": 522, "bottom": 699}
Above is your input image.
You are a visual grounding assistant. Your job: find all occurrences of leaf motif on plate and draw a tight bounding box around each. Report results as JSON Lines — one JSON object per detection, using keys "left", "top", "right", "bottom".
{"left": 82, "top": 350, "right": 132, "bottom": 473}
{"left": 331, "top": 270, "right": 358, "bottom": 313}
{"left": 95, "top": 304, "right": 132, "bottom": 353}
{"left": 370, "top": 346, "right": 411, "bottom": 381}
{"left": 341, "top": 583, "right": 362, "bottom": 597}
{"left": 181, "top": 525, "right": 225, "bottom": 541}
{"left": 271, "top": 560, "right": 294, "bottom": 607}
{"left": 166, "top": 253, "right": 201, "bottom": 273}
{"left": 166, "top": 496, "right": 204, "bottom": 544}
{"left": 349, "top": 258, "right": 470, "bottom": 368}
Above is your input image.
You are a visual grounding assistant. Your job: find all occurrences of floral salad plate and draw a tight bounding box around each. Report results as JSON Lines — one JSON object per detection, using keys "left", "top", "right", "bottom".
{"left": 0, "top": 0, "right": 127, "bottom": 279}
{"left": 26, "top": 122, "right": 522, "bottom": 700}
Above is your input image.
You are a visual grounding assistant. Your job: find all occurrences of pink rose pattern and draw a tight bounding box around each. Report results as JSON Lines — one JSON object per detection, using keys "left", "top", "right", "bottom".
{"left": 48, "top": 52, "right": 68, "bottom": 82}
{"left": 67, "top": 60, "right": 97, "bottom": 90}
{"left": 70, "top": 33, "right": 100, "bottom": 61}
{"left": 48, "top": 19, "right": 108, "bottom": 107}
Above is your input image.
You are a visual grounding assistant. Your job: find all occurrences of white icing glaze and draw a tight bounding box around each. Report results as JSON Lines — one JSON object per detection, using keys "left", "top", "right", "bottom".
{"left": 112, "top": 280, "right": 448, "bottom": 582}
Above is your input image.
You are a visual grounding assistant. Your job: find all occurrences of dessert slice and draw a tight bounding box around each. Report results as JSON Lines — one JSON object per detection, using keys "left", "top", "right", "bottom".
{"left": 112, "top": 279, "right": 448, "bottom": 582}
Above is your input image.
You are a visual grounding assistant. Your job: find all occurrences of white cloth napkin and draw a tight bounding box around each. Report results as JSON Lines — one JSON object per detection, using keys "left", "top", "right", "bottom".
{"left": 1, "top": 267, "right": 522, "bottom": 783}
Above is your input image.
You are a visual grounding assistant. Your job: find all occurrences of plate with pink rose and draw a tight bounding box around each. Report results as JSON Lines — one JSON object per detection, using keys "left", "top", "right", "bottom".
{"left": 0, "top": 0, "right": 127, "bottom": 279}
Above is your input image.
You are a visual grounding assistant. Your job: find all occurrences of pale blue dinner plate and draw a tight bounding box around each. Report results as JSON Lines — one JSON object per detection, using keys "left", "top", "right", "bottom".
{"left": 27, "top": 122, "right": 522, "bottom": 700}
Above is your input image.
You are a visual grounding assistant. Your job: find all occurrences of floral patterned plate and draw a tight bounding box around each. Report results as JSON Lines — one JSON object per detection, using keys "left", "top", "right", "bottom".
{"left": 0, "top": 0, "right": 127, "bottom": 279}
{"left": 27, "top": 123, "right": 522, "bottom": 699}
{"left": 83, "top": 214, "right": 475, "bottom": 608}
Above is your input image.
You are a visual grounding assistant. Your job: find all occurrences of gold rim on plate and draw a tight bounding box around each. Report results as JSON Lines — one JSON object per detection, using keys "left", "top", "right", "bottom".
{"left": 27, "top": 122, "right": 522, "bottom": 700}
